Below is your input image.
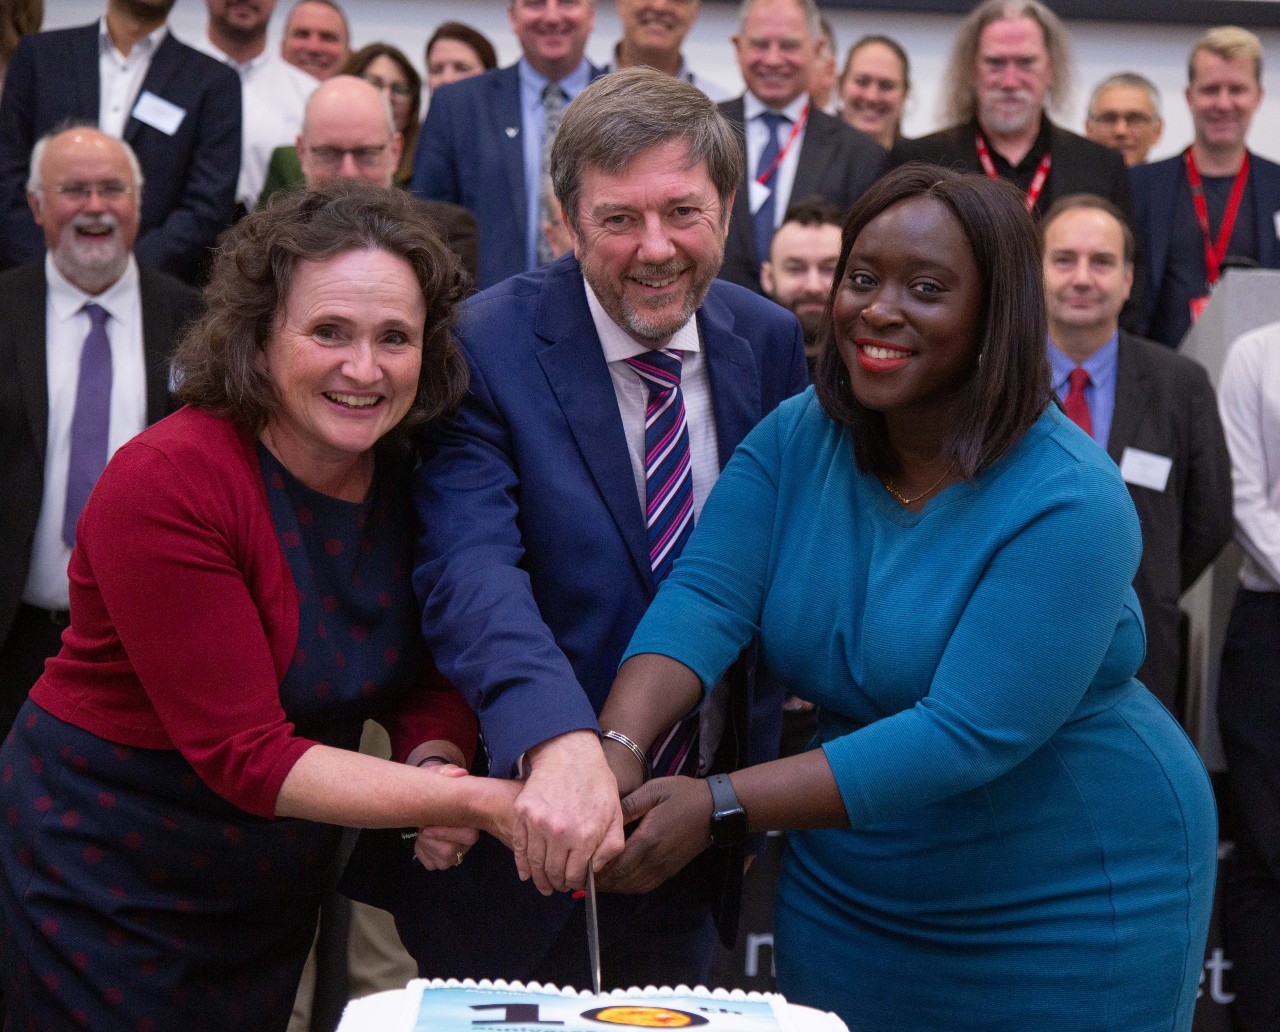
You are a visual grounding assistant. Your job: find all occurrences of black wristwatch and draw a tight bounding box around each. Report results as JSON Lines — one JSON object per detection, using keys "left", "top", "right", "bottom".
{"left": 707, "top": 774, "right": 748, "bottom": 847}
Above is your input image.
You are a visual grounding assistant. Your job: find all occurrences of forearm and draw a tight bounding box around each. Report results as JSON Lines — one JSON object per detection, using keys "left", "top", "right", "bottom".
{"left": 275, "top": 743, "right": 508, "bottom": 836}
{"left": 598, "top": 653, "right": 704, "bottom": 781}
{"left": 732, "top": 750, "right": 849, "bottom": 832}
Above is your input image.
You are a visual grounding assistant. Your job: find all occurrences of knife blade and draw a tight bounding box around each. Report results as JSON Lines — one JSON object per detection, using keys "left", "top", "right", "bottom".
{"left": 585, "top": 865, "right": 602, "bottom": 994}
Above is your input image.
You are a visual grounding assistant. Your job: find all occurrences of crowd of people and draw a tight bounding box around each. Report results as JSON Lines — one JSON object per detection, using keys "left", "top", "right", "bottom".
{"left": 0, "top": 0, "right": 1276, "bottom": 1030}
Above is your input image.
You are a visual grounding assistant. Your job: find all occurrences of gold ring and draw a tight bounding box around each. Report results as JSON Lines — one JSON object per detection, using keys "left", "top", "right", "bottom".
{"left": 454, "top": 851, "right": 464, "bottom": 868}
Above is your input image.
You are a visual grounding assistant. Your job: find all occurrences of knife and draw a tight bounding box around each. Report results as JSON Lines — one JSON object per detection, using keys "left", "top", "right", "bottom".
{"left": 585, "top": 865, "right": 602, "bottom": 994}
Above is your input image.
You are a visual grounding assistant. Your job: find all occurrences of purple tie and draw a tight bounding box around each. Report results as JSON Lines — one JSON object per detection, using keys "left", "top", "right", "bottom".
{"left": 62, "top": 303, "right": 112, "bottom": 548}
{"left": 624, "top": 348, "right": 700, "bottom": 776}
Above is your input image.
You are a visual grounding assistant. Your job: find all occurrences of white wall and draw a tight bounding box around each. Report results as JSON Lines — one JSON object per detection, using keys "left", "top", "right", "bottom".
{"left": 49, "top": 0, "right": 1280, "bottom": 162}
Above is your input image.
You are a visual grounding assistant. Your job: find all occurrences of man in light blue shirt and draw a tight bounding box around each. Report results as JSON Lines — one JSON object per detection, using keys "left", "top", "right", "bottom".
{"left": 1042, "top": 193, "right": 1231, "bottom": 718}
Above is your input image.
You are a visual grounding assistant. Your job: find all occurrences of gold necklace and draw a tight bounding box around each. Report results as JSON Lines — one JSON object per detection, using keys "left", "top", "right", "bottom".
{"left": 884, "top": 464, "right": 954, "bottom": 506}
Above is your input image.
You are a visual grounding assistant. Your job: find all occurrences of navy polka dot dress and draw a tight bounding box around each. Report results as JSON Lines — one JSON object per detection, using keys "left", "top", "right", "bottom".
{"left": 0, "top": 447, "right": 423, "bottom": 1032}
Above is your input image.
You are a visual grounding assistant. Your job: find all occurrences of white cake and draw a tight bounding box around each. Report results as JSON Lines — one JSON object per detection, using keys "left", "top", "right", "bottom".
{"left": 337, "top": 979, "right": 850, "bottom": 1032}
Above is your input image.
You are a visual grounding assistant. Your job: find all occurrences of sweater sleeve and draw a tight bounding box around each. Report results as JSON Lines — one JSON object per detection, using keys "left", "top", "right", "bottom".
{"left": 72, "top": 437, "right": 313, "bottom": 818}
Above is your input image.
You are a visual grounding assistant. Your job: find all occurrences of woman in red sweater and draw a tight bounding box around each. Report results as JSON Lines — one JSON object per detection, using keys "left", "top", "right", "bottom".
{"left": 0, "top": 183, "right": 517, "bottom": 1031}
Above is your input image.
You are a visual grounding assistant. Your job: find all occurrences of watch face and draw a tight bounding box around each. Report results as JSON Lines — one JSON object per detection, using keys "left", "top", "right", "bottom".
{"left": 712, "top": 807, "right": 748, "bottom": 847}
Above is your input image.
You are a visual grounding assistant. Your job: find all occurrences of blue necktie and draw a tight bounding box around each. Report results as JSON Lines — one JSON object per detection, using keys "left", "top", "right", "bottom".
{"left": 537, "top": 82, "right": 567, "bottom": 266}
{"left": 63, "top": 303, "right": 112, "bottom": 548}
{"left": 624, "top": 349, "right": 700, "bottom": 777}
{"left": 753, "top": 111, "right": 789, "bottom": 265}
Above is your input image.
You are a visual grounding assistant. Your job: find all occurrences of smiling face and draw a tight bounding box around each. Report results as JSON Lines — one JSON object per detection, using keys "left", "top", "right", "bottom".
{"left": 29, "top": 128, "right": 140, "bottom": 296}
{"left": 840, "top": 41, "right": 907, "bottom": 149}
{"left": 571, "top": 138, "right": 728, "bottom": 348}
{"left": 1187, "top": 50, "right": 1262, "bottom": 160}
{"left": 427, "top": 38, "right": 487, "bottom": 92}
{"left": 259, "top": 248, "right": 425, "bottom": 485}
{"left": 834, "top": 195, "right": 982, "bottom": 428}
{"left": 281, "top": 0, "right": 349, "bottom": 80}
{"left": 206, "top": 0, "right": 275, "bottom": 42}
{"left": 733, "top": 0, "right": 817, "bottom": 111}
{"left": 975, "top": 15, "right": 1052, "bottom": 138}
{"left": 509, "top": 0, "right": 596, "bottom": 82}
{"left": 1085, "top": 84, "right": 1162, "bottom": 167}
{"left": 616, "top": 0, "right": 699, "bottom": 61}
{"left": 1042, "top": 205, "right": 1132, "bottom": 349}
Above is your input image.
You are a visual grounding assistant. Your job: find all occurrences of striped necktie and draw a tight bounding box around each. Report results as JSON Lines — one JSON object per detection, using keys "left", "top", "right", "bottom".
{"left": 625, "top": 348, "right": 699, "bottom": 776}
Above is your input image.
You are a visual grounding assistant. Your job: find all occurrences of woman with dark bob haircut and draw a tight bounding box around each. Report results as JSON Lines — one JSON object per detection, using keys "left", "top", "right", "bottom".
{"left": 0, "top": 182, "right": 518, "bottom": 1032}
{"left": 593, "top": 164, "right": 1217, "bottom": 1031}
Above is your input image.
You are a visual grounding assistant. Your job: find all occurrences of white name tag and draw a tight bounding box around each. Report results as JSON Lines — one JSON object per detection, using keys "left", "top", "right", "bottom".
{"left": 1119, "top": 447, "right": 1172, "bottom": 492}
{"left": 748, "top": 179, "right": 772, "bottom": 216}
{"left": 131, "top": 90, "right": 186, "bottom": 136}
{"left": 1273, "top": 209, "right": 1280, "bottom": 241}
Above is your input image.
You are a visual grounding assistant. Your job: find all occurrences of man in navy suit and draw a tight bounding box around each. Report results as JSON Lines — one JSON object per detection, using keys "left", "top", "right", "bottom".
{"left": 0, "top": 0, "right": 240, "bottom": 284}
{"left": 410, "top": 0, "right": 603, "bottom": 290}
{"left": 716, "top": 0, "right": 884, "bottom": 294}
{"left": 400, "top": 69, "right": 807, "bottom": 987}
{"left": 1130, "top": 26, "right": 1280, "bottom": 348}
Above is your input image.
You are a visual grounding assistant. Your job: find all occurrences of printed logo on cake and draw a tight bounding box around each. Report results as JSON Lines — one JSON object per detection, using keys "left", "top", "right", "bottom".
{"left": 581, "top": 1005, "right": 709, "bottom": 1026}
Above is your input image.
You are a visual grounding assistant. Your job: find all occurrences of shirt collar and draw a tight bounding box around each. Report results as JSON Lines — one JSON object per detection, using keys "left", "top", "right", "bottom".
{"left": 518, "top": 56, "right": 593, "bottom": 98}
{"left": 46, "top": 251, "right": 140, "bottom": 327}
{"left": 200, "top": 34, "right": 272, "bottom": 75}
{"left": 744, "top": 91, "right": 810, "bottom": 123}
{"left": 98, "top": 15, "right": 168, "bottom": 61}
{"left": 1046, "top": 330, "right": 1119, "bottom": 391}
{"left": 584, "top": 279, "right": 702, "bottom": 363}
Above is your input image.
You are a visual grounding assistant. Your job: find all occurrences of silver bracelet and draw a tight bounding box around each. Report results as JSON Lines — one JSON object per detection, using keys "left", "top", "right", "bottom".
{"left": 601, "top": 730, "right": 652, "bottom": 783}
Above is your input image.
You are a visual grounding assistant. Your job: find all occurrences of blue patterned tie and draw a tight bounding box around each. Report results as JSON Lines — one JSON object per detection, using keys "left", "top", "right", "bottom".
{"left": 537, "top": 82, "right": 567, "bottom": 266}
{"left": 624, "top": 349, "right": 700, "bottom": 776}
{"left": 753, "top": 111, "right": 789, "bottom": 265}
{"left": 63, "top": 303, "right": 112, "bottom": 548}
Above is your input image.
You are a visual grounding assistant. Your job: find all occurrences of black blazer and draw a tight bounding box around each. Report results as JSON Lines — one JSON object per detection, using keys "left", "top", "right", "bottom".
{"left": 717, "top": 96, "right": 886, "bottom": 293}
{"left": 0, "top": 261, "right": 203, "bottom": 646}
{"left": 0, "top": 23, "right": 241, "bottom": 283}
{"left": 893, "top": 117, "right": 1132, "bottom": 223}
{"left": 1106, "top": 331, "right": 1232, "bottom": 715}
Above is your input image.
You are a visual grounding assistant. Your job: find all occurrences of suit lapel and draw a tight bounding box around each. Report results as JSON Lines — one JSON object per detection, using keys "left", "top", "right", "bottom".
{"left": 720, "top": 98, "right": 761, "bottom": 276}
{"left": 124, "top": 33, "right": 183, "bottom": 146}
{"left": 496, "top": 67, "right": 528, "bottom": 240}
{"left": 699, "top": 290, "right": 761, "bottom": 468}
{"left": 11, "top": 265, "right": 51, "bottom": 468}
{"left": 1250, "top": 153, "right": 1280, "bottom": 267}
{"left": 1107, "top": 333, "right": 1148, "bottom": 463}
{"left": 533, "top": 261, "right": 652, "bottom": 585}
{"left": 791, "top": 109, "right": 830, "bottom": 203}
{"left": 72, "top": 23, "right": 101, "bottom": 117}
{"left": 138, "top": 272, "right": 174, "bottom": 423}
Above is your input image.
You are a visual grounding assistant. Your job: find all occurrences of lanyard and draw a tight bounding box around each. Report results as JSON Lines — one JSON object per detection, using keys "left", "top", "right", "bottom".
{"left": 1184, "top": 147, "right": 1251, "bottom": 286}
{"left": 975, "top": 132, "right": 1051, "bottom": 212}
{"left": 756, "top": 103, "right": 810, "bottom": 187}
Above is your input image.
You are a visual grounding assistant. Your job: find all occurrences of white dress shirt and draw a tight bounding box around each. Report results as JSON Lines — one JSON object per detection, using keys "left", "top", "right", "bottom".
{"left": 743, "top": 91, "right": 810, "bottom": 231}
{"left": 23, "top": 256, "right": 147, "bottom": 610}
{"left": 585, "top": 280, "right": 726, "bottom": 770}
{"left": 193, "top": 36, "right": 317, "bottom": 206}
{"left": 98, "top": 17, "right": 168, "bottom": 139}
{"left": 1219, "top": 320, "right": 1280, "bottom": 593}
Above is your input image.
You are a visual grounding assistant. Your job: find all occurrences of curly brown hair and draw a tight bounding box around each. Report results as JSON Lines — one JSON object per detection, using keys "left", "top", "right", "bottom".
{"left": 174, "top": 181, "right": 468, "bottom": 440}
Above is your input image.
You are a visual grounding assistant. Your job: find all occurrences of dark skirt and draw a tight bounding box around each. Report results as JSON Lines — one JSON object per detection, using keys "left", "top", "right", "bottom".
{"left": 0, "top": 700, "right": 342, "bottom": 1032}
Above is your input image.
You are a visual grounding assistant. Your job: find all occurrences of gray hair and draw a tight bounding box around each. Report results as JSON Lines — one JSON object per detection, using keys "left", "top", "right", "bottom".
{"left": 26, "top": 123, "right": 145, "bottom": 199}
{"left": 940, "top": 0, "right": 1073, "bottom": 126}
{"left": 551, "top": 67, "right": 743, "bottom": 234}
{"left": 735, "top": 0, "right": 820, "bottom": 42}
{"left": 1088, "top": 72, "right": 1161, "bottom": 120}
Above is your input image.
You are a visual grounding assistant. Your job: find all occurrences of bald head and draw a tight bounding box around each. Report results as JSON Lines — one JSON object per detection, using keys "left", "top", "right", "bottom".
{"left": 298, "top": 75, "right": 403, "bottom": 188}
{"left": 27, "top": 127, "right": 142, "bottom": 295}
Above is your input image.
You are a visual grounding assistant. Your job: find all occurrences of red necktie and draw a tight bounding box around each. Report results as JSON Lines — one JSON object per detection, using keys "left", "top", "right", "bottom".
{"left": 1064, "top": 367, "right": 1093, "bottom": 437}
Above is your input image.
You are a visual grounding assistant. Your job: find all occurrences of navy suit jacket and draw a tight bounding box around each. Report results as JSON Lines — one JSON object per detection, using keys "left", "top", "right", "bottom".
{"left": 410, "top": 63, "right": 604, "bottom": 291}
{"left": 1130, "top": 150, "right": 1280, "bottom": 345}
{"left": 0, "top": 23, "right": 241, "bottom": 284}
{"left": 717, "top": 96, "right": 886, "bottom": 293}
{"left": 1105, "top": 331, "right": 1231, "bottom": 716}
{"left": 369, "top": 255, "right": 806, "bottom": 978}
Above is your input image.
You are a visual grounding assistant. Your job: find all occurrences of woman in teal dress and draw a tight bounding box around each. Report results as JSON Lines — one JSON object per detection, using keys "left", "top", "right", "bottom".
{"left": 594, "top": 165, "right": 1217, "bottom": 1031}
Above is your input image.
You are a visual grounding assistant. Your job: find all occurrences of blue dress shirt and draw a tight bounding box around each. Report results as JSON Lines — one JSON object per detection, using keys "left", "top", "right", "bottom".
{"left": 1047, "top": 332, "right": 1119, "bottom": 449}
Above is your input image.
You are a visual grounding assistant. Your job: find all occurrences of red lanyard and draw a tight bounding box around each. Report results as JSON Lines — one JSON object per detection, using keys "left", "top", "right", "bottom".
{"left": 756, "top": 103, "right": 810, "bottom": 186}
{"left": 1184, "top": 147, "right": 1251, "bottom": 286}
{"left": 975, "top": 132, "right": 1051, "bottom": 212}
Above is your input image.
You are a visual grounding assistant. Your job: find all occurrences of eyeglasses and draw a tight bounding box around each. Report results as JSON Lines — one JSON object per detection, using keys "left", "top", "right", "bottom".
{"left": 362, "top": 74, "right": 414, "bottom": 100}
{"left": 1088, "top": 111, "right": 1156, "bottom": 127}
{"left": 52, "top": 180, "right": 134, "bottom": 201}
{"left": 305, "top": 144, "right": 389, "bottom": 169}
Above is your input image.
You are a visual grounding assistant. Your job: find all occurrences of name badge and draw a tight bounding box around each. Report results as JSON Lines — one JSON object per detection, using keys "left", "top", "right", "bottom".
{"left": 748, "top": 179, "right": 771, "bottom": 216}
{"left": 1273, "top": 210, "right": 1280, "bottom": 241}
{"left": 1119, "top": 447, "right": 1172, "bottom": 492}
{"left": 131, "top": 90, "right": 186, "bottom": 136}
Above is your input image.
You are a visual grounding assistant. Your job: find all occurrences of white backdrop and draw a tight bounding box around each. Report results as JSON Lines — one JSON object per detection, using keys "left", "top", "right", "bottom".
{"left": 47, "top": 0, "right": 1280, "bottom": 163}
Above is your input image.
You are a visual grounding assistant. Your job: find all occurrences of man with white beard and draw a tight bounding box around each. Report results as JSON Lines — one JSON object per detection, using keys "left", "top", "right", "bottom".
{"left": 893, "top": 0, "right": 1130, "bottom": 223}
{"left": 0, "top": 126, "right": 200, "bottom": 741}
